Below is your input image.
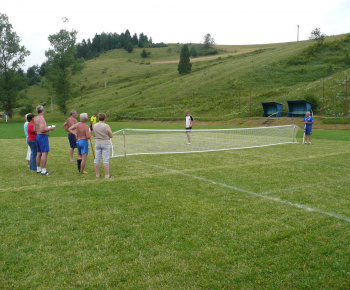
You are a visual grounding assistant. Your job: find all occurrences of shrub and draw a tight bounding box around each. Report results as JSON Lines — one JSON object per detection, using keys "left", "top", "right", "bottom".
{"left": 19, "top": 104, "right": 34, "bottom": 117}
{"left": 140, "top": 49, "right": 147, "bottom": 58}
{"left": 304, "top": 93, "right": 320, "bottom": 113}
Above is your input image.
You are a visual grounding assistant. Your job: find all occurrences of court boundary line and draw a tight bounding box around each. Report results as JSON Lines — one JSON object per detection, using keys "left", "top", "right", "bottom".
{"left": 134, "top": 159, "right": 350, "bottom": 224}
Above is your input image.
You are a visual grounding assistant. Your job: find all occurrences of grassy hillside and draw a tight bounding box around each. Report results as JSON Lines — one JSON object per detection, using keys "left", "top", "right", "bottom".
{"left": 21, "top": 34, "right": 350, "bottom": 121}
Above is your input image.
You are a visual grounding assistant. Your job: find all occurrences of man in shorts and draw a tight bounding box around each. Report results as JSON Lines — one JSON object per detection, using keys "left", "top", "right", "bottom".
{"left": 185, "top": 110, "right": 194, "bottom": 145}
{"left": 34, "top": 105, "right": 56, "bottom": 175}
{"left": 303, "top": 111, "right": 314, "bottom": 145}
{"left": 69, "top": 113, "right": 91, "bottom": 174}
{"left": 63, "top": 110, "right": 79, "bottom": 162}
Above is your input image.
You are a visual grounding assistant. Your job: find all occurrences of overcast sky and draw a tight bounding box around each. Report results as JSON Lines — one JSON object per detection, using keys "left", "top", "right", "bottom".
{"left": 2, "top": 0, "right": 350, "bottom": 70}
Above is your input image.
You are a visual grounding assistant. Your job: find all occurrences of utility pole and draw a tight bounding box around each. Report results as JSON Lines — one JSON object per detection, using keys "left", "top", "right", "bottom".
{"left": 322, "top": 79, "right": 324, "bottom": 116}
{"left": 239, "top": 88, "right": 241, "bottom": 114}
{"left": 297, "top": 25, "right": 299, "bottom": 42}
{"left": 345, "top": 76, "right": 348, "bottom": 116}
{"left": 250, "top": 88, "right": 252, "bottom": 117}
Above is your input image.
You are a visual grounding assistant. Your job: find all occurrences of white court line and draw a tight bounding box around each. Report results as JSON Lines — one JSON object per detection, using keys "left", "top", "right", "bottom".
{"left": 296, "top": 160, "right": 350, "bottom": 171}
{"left": 260, "top": 177, "right": 350, "bottom": 195}
{"left": 134, "top": 160, "right": 350, "bottom": 224}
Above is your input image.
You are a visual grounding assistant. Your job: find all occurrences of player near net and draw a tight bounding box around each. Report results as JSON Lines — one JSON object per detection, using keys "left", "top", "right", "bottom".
{"left": 303, "top": 111, "right": 313, "bottom": 145}
{"left": 185, "top": 110, "right": 194, "bottom": 145}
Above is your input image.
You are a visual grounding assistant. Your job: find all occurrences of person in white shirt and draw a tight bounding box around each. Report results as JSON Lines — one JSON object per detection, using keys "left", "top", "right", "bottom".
{"left": 185, "top": 110, "right": 194, "bottom": 145}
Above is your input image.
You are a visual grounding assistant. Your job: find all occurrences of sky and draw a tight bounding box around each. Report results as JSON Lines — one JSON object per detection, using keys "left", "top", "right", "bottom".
{"left": 2, "top": 0, "right": 350, "bottom": 70}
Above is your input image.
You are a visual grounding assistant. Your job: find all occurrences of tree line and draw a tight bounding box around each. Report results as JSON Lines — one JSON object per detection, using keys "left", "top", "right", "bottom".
{"left": 76, "top": 30, "right": 166, "bottom": 60}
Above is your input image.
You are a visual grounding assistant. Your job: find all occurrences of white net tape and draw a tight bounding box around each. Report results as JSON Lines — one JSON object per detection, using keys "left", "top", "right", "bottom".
{"left": 111, "top": 125, "right": 299, "bottom": 157}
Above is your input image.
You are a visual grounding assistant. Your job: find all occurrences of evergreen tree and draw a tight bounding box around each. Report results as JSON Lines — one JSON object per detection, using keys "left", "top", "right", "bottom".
{"left": 178, "top": 44, "right": 192, "bottom": 75}
{"left": 92, "top": 33, "right": 101, "bottom": 53}
{"left": 140, "top": 49, "right": 147, "bottom": 58}
{"left": 126, "top": 42, "right": 133, "bottom": 53}
{"left": 131, "top": 33, "right": 138, "bottom": 45}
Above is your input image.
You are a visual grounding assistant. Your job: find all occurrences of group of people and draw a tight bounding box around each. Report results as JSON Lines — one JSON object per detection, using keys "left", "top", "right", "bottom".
{"left": 24, "top": 106, "right": 114, "bottom": 178}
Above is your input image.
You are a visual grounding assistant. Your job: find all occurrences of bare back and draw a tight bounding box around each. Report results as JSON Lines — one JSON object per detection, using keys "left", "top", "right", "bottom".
{"left": 34, "top": 115, "right": 48, "bottom": 135}
{"left": 64, "top": 116, "right": 78, "bottom": 133}
{"left": 76, "top": 122, "right": 91, "bottom": 140}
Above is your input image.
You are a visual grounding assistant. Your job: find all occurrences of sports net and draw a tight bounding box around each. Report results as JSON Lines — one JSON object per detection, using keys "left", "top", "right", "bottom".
{"left": 111, "top": 125, "right": 299, "bottom": 157}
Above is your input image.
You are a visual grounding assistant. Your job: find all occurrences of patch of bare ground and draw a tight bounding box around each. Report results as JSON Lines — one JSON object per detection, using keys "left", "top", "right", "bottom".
{"left": 151, "top": 48, "right": 257, "bottom": 64}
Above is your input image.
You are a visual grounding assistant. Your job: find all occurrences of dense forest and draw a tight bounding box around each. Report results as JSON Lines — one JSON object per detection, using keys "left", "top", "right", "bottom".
{"left": 75, "top": 29, "right": 166, "bottom": 60}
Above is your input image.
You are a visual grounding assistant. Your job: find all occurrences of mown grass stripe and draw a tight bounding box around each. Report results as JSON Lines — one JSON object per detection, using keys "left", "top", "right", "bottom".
{"left": 134, "top": 159, "right": 350, "bottom": 224}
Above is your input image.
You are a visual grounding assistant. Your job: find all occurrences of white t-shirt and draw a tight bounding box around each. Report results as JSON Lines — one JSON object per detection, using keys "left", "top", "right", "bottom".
{"left": 185, "top": 115, "right": 194, "bottom": 128}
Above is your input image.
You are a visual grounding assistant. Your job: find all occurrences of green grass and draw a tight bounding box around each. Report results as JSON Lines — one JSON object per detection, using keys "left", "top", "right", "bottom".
{"left": 0, "top": 123, "right": 349, "bottom": 288}
{"left": 14, "top": 33, "right": 350, "bottom": 122}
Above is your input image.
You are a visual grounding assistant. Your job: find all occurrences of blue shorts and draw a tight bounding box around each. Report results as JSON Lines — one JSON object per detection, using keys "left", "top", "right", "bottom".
{"left": 68, "top": 133, "right": 77, "bottom": 148}
{"left": 305, "top": 128, "right": 312, "bottom": 135}
{"left": 36, "top": 134, "right": 49, "bottom": 153}
{"left": 77, "top": 139, "right": 89, "bottom": 155}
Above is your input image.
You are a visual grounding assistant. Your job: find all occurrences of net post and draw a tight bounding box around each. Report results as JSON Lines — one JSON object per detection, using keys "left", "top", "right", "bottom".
{"left": 110, "top": 138, "right": 114, "bottom": 157}
{"left": 123, "top": 129, "right": 126, "bottom": 158}
{"left": 293, "top": 125, "right": 296, "bottom": 144}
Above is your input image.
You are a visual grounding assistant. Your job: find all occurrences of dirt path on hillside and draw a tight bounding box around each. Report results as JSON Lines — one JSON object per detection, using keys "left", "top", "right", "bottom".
{"left": 151, "top": 48, "right": 257, "bottom": 64}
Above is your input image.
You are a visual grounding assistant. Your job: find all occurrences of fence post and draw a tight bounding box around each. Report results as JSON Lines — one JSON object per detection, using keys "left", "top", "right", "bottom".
{"left": 322, "top": 79, "right": 325, "bottom": 116}
{"left": 239, "top": 88, "right": 241, "bottom": 114}
{"left": 250, "top": 88, "right": 252, "bottom": 118}
{"left": 345, "top": 76, "right": 348, "bottom": 116}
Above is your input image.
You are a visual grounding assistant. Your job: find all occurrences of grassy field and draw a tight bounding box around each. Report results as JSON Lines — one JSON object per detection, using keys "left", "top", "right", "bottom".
{"left": 16, "top": 33, "right": 350, "bottom": 122}
{"left": 0, "top": 122, "right": 349, "bottom": 288}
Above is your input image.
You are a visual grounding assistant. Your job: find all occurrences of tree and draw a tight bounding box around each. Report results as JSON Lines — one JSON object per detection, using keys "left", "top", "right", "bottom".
{"left": 0, "top": 13, "right": 30, "bottom": 118}
{"left": 178, "top": 44, "right": 192, "bottom": 75}
{"left": 126, "top": 42, "right": 133, "bottom": 53}
{"left": 140, "top": 49, "right": 147, "bottom": 58}
{"left": 45, "top": 24, "right": 83, "bottom": 115}
{"left": 190, "top": 46, "right": 197, "bottom": 57}
{"left": 27, "top": 65, "right": 41, "bottom": 85}
{"left": 309, "top": 28, "right": 326, "bottom": 45}
{"left": 131, "top": 33, "right": 138, "bottom": 45}
{"left": 203, "top": 33, "right": 215, "bottom": 49}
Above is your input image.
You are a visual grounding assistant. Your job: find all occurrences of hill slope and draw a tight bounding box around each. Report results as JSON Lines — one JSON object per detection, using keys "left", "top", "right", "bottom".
{"left": 23, "top": 34, "right": 350, "bottom": 120}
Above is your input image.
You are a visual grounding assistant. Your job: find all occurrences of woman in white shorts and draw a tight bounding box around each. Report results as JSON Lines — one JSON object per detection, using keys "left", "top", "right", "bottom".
{"left": 93, "top": 113, "right": 114, "bottom": 178}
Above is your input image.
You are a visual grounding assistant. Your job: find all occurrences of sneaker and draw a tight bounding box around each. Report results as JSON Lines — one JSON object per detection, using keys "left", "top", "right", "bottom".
{"left": 41, "top": 172, "right": 51, "bottom": 175}
{"left": 106, "top": 175, "right": 114, "bottom": 178}
{"left": 37, "top": 171, "right": 42, "bottom": 173}
{"left": 96, "top": 174, "right": 102, "bottom": 178}
{"left": 188, "top": 142, "right": 191, "bottom": 145}
{"left": 80, "top": 171, "right": 88, "bottom": 174}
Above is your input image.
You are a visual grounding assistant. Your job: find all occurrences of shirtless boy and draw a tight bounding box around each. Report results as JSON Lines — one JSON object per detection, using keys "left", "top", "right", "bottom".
{"left": 63, "top": 110, "right": 79, "bottom": 162}
{"left": 34, "top": 105, "right": 56, "bottom": 175}
{"left": 68, "top": 113, "right": 91, "bottom": 174}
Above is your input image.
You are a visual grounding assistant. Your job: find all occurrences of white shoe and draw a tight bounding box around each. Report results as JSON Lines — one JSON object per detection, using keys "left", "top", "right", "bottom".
{"left": 188, "top": 142, "right": 191, "bottom": 145}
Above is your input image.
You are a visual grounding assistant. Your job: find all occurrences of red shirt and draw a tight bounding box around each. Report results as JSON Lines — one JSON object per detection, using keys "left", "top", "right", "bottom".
{"left": 27, "top": 122, "right": 37, "bottom": 141}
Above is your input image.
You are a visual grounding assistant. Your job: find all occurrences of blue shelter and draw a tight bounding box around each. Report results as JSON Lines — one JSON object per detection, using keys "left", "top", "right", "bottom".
{"left": 261, "top": 102, "right": 283, "bottom": 117}
{"left": 287, "top": 100, "right": 312, "bottom": 117}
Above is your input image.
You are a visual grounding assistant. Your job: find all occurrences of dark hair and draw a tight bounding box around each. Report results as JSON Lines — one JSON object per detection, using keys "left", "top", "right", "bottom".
{"left": 27, "top": 113, "right": 35, "bottom": 122}
{"left": 98, "top": 113, "right": 106, "bottom": 121}
{"left": 70, "top": 110, "right": 77, "bottom": 116}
